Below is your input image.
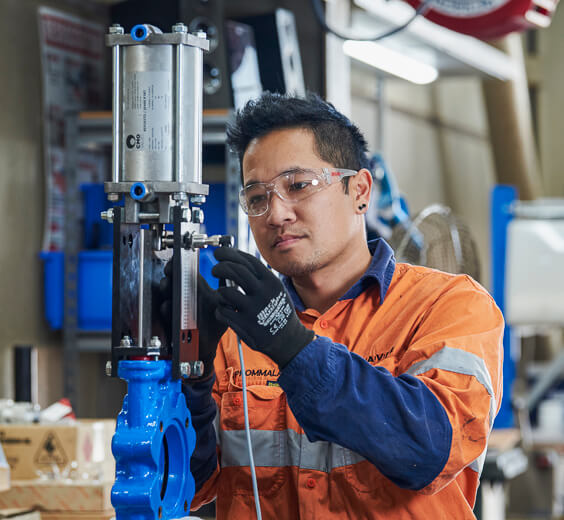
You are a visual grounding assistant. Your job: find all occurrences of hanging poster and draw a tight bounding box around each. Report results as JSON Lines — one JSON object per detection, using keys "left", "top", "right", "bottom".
{"left": 38, "top": 6, "right": 107, "bottom": 251}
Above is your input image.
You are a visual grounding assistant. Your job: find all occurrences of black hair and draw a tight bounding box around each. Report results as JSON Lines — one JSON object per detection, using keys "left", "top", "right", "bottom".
{"left": 226, "top": 92, "right": 371, "bottom": 189}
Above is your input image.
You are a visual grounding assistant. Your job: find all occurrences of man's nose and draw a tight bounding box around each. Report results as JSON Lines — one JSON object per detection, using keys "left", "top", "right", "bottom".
{"left": 265, "top": 190, "right": 296, "bottom": 225}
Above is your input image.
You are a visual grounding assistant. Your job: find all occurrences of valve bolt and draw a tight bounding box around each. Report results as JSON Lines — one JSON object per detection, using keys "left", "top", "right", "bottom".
{"left": 180, "top": 362, "right": 191, "bottom": 378}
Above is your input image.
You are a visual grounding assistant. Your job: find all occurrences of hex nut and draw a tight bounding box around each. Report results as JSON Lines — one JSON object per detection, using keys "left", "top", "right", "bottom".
{"left": 109, "top": 25, "right": 124, "bottom": 35}
{"left": 120, "top": 335, "right": 132, "bottom": 347}
{"left": 172, "top": 23, "right": 188, "bottom": 33}
{"left": 190, "top": 194, "right": 206, "bottom": 205}
{"left": 192, "top": 208, "right": 204, "bottom": 224}
{"left": 173, "top": 192, "right": 188, "bottom": 201}
{"left": 180, "top": 362, "right": 191, "bottom": 378}
{"left": 191, "top": 361, "right": 204, "bottom": 378}
{"left": 101, "top": 208, "right": 114, "bottom": 223}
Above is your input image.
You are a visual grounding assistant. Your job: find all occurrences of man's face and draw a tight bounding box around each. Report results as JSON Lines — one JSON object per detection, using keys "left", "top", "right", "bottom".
{"left": 242, "top": 127, "right": 360, "bottom": 278}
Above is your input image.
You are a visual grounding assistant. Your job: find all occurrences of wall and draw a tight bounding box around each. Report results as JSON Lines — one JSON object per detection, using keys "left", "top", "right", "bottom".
{"left": 0, "top": 0, "right": 108, "bottom": 409}
{"left": 350, "top": 66, "right": 495, "bottom": 289}
{"left": 537, "top": 7, "right": 564, "bottom": 196}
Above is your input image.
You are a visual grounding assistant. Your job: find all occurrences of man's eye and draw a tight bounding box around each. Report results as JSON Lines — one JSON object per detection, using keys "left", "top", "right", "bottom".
{"left": 288, "top": 181, "right": 312, "bottom": 192}
{"left": 249, "top": 194, "right": 267, "bottom": 206}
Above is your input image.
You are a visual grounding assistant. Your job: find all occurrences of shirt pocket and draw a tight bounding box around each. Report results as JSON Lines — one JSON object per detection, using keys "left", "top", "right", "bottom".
{"left": 342, "top": 448, "right": 389, "bottom": 497}
{"left": 219, "top": 379, "right": 287, "bottom": 497}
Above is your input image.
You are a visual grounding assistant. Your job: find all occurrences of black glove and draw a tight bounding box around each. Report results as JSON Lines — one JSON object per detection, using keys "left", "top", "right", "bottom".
{"left": 160, "top": 260, "right": 228, "bottom": 378}
{"left": 212, "top": 247, "right": 315, "bottom": 369}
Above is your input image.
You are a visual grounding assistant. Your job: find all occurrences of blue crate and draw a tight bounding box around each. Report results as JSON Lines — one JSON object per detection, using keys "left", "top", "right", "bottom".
{"left": 77, "top": 250, "right": 112, "bottom": 330}
{"left": 40, "top": 250, "right": 112, "bottom": 331}
{"left": 201, "top": 182, "right": 227, "bottom": 236}
{"left": 39, "top": 251, "right": 64, "bottom": 330}
{"left": 81, "top": 183, "right": 114, "bottom": 249}
{"left": 40, "top": 181, "right": 227, "bottom": 330}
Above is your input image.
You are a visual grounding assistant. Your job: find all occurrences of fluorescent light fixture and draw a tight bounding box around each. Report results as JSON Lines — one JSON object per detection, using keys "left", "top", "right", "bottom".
{"left": 343, "top": 40, "right": 439, "bottom": 85}
{"left": 353, "top": 0, "right": 519, "bottom": 81}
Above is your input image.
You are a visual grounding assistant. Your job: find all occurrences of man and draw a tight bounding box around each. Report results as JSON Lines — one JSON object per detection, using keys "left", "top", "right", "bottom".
{"left": 185, "top": 92, "right": 504, "bottom": 519}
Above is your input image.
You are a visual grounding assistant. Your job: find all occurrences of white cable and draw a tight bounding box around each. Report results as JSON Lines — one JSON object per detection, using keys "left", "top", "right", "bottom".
{"left": 237, "top": 336, "right": 263, "bottom": 520}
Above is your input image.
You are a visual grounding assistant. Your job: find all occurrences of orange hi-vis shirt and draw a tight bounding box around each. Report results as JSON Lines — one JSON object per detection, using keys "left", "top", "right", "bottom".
{"left": 186, "top": 239, "right": 504, "bottom": 519}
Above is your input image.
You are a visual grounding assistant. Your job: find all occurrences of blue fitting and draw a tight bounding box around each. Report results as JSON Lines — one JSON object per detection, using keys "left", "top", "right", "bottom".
{"left": 131, "top": 24, "right": 149, "bottom": 41}
{"left": 112, "top": 360, "right": 196, "bottom": 520}
{"left": 130, "top": 182, "right": 147, "bottom": 201}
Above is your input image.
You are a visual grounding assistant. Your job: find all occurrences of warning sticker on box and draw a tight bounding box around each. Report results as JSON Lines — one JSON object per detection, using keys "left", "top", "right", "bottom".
{"left": 34, "top": 432, "right": 68, "bottom": 465}
{"left": 124, "top": 71, "right": 172, "bottom": 153}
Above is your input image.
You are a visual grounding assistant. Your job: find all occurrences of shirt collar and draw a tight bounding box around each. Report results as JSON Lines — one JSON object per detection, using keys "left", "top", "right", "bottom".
{"left": 282, "top": 238, "right": 396, "bottom": 312}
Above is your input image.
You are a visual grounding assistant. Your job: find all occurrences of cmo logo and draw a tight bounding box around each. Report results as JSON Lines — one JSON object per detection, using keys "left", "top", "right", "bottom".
{"left": 126, "top": 134, "right": 141, "bottom": 149}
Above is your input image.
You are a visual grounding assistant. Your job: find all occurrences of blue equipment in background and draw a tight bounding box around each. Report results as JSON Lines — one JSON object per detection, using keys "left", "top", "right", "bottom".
{"left": 490, "top": 185, "right": 518, "bottom": 428}
{"left": 82, "top": 183, "right": 115, "bottom": 249}
{"left": 112, "top": 360, "right": 196, "bottom": 519}
{"left": 40, "top": 181, "right": 228, "bottom": 330}
{"left": 366, "top": 153, "right": 411, "bottom": 238}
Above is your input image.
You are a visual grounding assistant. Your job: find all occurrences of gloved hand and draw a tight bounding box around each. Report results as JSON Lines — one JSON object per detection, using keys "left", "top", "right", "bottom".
{"left": 160, "top": 259, "right": 228, "bottom": 378}
{"left": 212, "top": 247, "right": 315, "bottom": 369}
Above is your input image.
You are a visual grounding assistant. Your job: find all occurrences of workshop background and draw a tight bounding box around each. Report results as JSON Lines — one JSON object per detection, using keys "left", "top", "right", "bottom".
{"left": 0, "top": 0, "right": 563, "bottom": 518}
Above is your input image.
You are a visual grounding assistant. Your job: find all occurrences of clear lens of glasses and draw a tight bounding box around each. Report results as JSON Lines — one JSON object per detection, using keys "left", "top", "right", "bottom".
{"left": 240, "top": 170, "right": 325, "bottom": 216}
{"left": 239, "top": 168, "right": 357, "bottom": 216}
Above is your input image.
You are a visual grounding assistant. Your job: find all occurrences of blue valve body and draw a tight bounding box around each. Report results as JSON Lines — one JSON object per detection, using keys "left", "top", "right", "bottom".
{"left": 112, "top": 360, "right": 196, "bottom": 519}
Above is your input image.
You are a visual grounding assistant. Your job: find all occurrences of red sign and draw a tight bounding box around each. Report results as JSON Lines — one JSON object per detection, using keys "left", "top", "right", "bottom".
{"left": 405, "top": 0, "right": 559, "bottom": 39}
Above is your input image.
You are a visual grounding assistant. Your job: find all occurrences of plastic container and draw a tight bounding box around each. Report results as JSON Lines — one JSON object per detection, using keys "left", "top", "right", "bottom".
{"left": 40, "top": 182, "right": 226, "bottom": 329}
{"left": 39, "top": 251, "right": 64, "bottom": 329}
{"left": 40, "top": 250, "right": 112, "bottom": 331}
{"left": 77, "top": 250, "right": 112, "bottom": 330}
{"left": 201, "top": 182, "right": 227, "bottom": 236}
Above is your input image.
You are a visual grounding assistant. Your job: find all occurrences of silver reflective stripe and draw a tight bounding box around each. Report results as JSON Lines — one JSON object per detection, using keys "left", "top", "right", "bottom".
{"left": 219, "top": 428, "right": 366, "bottom": 472}
{"left": 407, "top": 346, "right": 496, "bottom": 477}
{"left": 488, "top": 396, "right": 496, "bottom": 432}
{"left": 469, "top": 446, "right": 487, "bottom": 474}
{"left": 406, "top": 346, "right": 497, "bottom": 426}
{"left": 295, "top": 432, "right": 366, "bottom": 471}
{"left": 220, "top": 429, "right": 282, "bottom": 468}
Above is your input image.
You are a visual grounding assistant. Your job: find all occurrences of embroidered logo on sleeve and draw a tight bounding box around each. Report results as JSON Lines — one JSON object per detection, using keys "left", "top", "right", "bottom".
{"left": 256, "top": 291, "right": 292, "bottom": 336}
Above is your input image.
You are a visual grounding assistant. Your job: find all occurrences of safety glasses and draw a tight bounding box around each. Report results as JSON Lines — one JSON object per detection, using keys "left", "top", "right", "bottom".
{"left": 239, "top": 167, "right": 357, "bottom": 217}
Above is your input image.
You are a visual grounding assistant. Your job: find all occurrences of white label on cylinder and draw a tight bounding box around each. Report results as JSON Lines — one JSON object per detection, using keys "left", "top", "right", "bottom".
{"left": 124, "top": 71, "right": 172, "bottom": 153}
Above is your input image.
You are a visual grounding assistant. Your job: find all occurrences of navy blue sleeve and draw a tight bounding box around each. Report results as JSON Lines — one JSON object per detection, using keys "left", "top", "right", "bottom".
{"left": 278, "top": 337, "right": 452, "bottom": 490}
{"left": 182, "top": 375, "right": 217, "bottom": 492}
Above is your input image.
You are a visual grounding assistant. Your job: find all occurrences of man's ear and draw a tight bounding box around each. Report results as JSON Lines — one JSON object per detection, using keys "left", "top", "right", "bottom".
{"left": 351, "top": 168, "right": 372, "bottom": 214}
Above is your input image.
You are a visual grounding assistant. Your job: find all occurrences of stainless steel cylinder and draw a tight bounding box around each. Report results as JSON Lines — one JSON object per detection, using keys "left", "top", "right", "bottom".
{"left": 109, "top": 29, "right": 206, "bottom": 186}
{"left": 122, "top": 44, "right": 174, "bottom": 182}
{"left": 178, "top": 45, "right": 203, "bottom": 184}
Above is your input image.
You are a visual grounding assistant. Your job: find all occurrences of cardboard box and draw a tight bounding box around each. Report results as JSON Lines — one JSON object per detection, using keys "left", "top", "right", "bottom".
{"left": 0, "top": 421, "right": 115, "bottom": 481}
{"left": 41, "top": 511, "right": 114, "bottom": 520}
{"left": 0, "top": 510, "right": 40, "bottom": 520}
{"left": 0, "top": 481, "right": 112, "bottom": 511}
{"left": 0, "top": 444, "right": 9, "bottom": 492}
